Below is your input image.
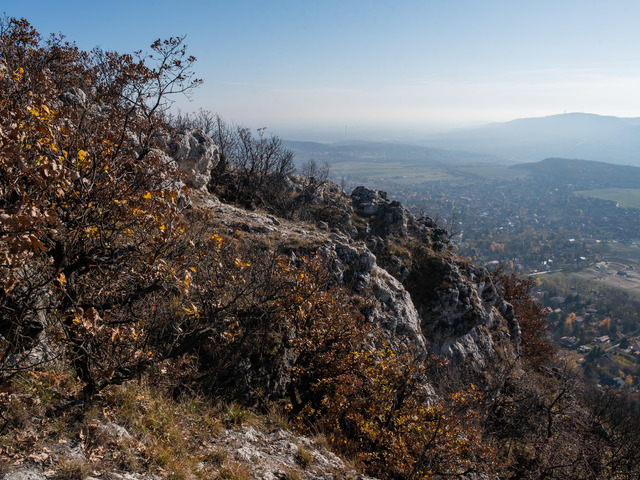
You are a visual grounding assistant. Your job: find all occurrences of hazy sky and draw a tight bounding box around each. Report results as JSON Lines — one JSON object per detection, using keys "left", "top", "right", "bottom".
{"left": 5, "top": 0, "right": 640, "bottom": 139}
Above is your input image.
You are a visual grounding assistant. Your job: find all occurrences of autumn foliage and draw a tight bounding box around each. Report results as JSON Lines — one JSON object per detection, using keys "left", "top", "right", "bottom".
{"left": 3, "top": 17, "right": 640, "bottom": 480}
{"left": 0, "top": 17, "right": 201, "bottom": 391}
{"left": 491, "top": 266, "right": 555, "bottom": 369}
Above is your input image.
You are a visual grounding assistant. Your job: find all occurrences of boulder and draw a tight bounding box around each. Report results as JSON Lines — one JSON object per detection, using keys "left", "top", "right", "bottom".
{"left": 59, "top": 87, "right": 88, "bottom": 108}
{"left": 351, "top": 186, "right": 410, "bottom": 237}
{"left": 164, "top": 128, "right": 219, "bottom": 190}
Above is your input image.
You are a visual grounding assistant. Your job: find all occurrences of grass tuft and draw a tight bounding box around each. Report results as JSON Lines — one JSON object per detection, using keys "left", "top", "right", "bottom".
{"left": 222, "top": 402, "right": 254, "bottom": 426}
{"left": 54, "top": 458, "right": 89, "bottom": 480}
{"left": 295, "top": 444, "right": 313, "bottom": 468}
{"left": 215, "top": 459, "right": 251, "bottom": 480}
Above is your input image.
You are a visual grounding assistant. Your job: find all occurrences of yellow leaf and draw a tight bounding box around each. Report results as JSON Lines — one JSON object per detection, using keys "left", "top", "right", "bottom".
{"left": 182, "top": 303, "right": 198, "bottom": 316}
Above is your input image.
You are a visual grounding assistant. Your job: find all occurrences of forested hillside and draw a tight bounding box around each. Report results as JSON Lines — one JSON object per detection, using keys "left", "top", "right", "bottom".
{"left": 2, "top": 17, "right": 640, "bottom": 480}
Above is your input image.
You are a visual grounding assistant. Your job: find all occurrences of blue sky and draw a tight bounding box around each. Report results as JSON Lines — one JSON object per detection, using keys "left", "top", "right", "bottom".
{"left": 5, "top": 1, "right": 640, "bottom": 140}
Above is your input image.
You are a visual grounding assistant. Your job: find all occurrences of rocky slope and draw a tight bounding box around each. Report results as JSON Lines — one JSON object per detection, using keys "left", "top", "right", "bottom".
{"left": 187, "top": 148, "right": 520, "bottom": 372}
{"left": 2, "top": 127, "right": 521, "bottom": 480}
{"left": 3, "top": 421, "right": 374, "bottom": 480}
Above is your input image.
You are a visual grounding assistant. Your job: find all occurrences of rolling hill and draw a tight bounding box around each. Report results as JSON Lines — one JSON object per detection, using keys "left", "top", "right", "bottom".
{"left": 513, "top": 157, "right": 640, "bottom": 187}
{"left": 419, "top": 113, "right": 640, "bottom": 166}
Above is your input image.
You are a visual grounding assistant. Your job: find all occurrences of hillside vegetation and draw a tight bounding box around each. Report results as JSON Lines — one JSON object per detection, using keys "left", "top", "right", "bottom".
{"left": 2, "top": 17, "right": 640, "bottom": 480}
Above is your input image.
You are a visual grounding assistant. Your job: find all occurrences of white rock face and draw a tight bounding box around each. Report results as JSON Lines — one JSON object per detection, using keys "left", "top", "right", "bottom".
{"left": 370, "top": 266, "right": 426, "bottom": 350}
{"left": 418, "top": 259, "right": 520, "bottom": 369}
{"left": 213, "top": 425, "right": 377, "bottom": 480}
{"left": 2, "top": 470, "right": 47, "bottom": 480}
{"left": 165, "top": 128, "right": 219, "bottom": 190}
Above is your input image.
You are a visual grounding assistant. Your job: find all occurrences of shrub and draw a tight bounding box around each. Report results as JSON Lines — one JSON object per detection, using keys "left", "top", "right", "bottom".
{"left": 0, "top": 16, "right": 200, "bottom": 396}
{"left": 491, "top": 266, "right": 555, "bottom": 369}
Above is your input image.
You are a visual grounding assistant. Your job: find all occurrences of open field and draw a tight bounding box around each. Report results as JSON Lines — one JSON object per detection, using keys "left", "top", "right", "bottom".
{"left": 576, "top": 261, "right": 640, "bottom": 300}
{"left": 331, "top": 161, "right": 457, "bottom": 184}
{"left": 606, "top": 243, "right": 640, "bottom": 261}
{"left": 332, "top": 161, "right": 532, "bottom": 184}
{"left": 574, "top": 188, "right": 640, "bottom": 209}
{"left": 285, "top": 140, "right": 513, "bottom": 185}
{"left": 452, "top": 164, "right": 530, "bottom": 179}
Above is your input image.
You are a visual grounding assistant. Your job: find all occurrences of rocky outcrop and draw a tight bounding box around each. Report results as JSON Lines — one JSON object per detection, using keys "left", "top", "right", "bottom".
{"left": 2, "top": 470, "right": 48, "bottom": 480}
{"left": 331, "top": 241, "right": 376, "bottom": 290}
{"left": 59, "top": 87, "right": 88, "bottom": 108}
{"left": 212, "top": 426, "right": 376, "bottom": 480}
{"left": 368, "top": 266, "right": 426, "bottom": 350}
{"left": 196, "top": 182, "right": 520, "bottom": 372}
{"left": 55, "top": 89, "right": 218, "bottom": 193}
{"left": 344, "top": 186, "right": 520, "bottom": 368}
{"left": 351, "top": 186, "right": 410, "bottom": 237}
{"left": 1, "top": 422, "right": 376, "bottom": 480}
{"left": 162, "top": 128, "right": 220, "bottom": 190}
{"left": 317, "top": 240, "right": 426, "bottom": 351}
{"left": 0, "top": 272, "right": 57, "bottom": 380}
{"left": 405, "top": 252, "right": 520, "bottom": 369}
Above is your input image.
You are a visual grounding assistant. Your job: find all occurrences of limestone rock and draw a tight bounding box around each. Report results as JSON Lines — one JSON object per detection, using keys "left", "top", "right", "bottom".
{"left": 351, "top": 186, "right": 409, "bottom": 237}
{"left": 164, "top": 128, "right": 219, "bottom": 190}
{"left": 2, "top": 469, "right": 47, "bottom": 480}
{"left": 210, "top": 425, "right": 378, "bottom": 480}
{"left": 59, "top": 87, "right": 88, "bottom": 108}
{"left": 369, "top": 266, "right": 426, "bottom": 350}
{"left": 408, "top": 255, "right": 520, "bottom": 369}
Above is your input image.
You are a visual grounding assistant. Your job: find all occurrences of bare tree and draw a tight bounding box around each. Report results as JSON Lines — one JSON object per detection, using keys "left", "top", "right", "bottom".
{"left": 300, "top": 158, "right": 330, "bottom": 183}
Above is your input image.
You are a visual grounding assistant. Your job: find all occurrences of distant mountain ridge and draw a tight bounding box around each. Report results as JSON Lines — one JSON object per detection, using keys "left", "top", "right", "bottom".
{"left": 420, "top": 113, "right": 640, "bottom": 166}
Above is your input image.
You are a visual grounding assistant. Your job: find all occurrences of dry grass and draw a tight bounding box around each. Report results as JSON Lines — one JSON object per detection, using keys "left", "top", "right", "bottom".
{"left": 0, "top": 369, "right": 237, "bottom": 480}
{"left": 266, "top": 403, "right": 291, "bottom": 430}
{"left": 222, "top": 402, "right": 257, "bottom": 426}
{"left": 295, "top": 444, "right": 313, "bottom": 468}
{"left": 54, "top": 458, "right": 89, "bottom": 480}
{"left": 214, "top": 459, "right": 251, "bottom": 480}
{"left": 283, "top": 466, "right": 303, "bottom": 480}
{"left": 1, "top": 366, "right": 358, "bottom": 480}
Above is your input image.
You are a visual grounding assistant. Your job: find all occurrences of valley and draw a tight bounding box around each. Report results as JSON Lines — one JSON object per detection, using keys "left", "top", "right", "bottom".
{"left": 289, "top": 138, "right": 640, "bottom": 390}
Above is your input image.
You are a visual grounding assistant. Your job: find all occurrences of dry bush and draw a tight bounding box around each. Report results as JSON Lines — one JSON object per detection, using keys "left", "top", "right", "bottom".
{"left": 491, "top": 266, "right": 555, "bottom": 370}
{"left": 0, "top": 16, "right": 200, "bottom": 396}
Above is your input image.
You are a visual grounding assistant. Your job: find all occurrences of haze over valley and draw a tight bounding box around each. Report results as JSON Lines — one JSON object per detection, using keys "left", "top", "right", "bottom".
{"left": 287, "top": 112, "right": 640, "bottom": 171}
